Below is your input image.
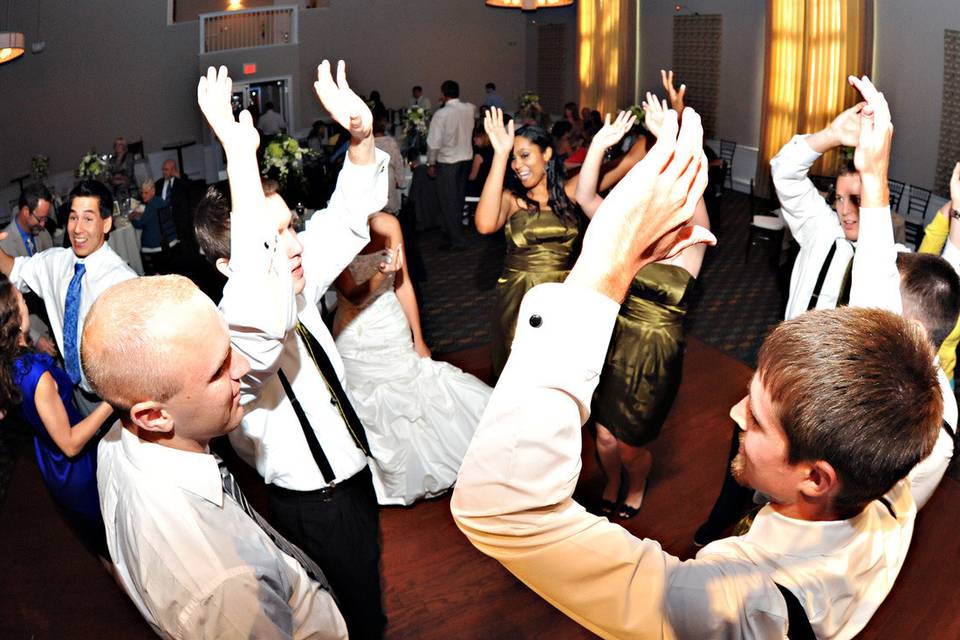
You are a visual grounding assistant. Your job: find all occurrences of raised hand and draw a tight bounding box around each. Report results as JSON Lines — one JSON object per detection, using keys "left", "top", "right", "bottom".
{"left": 848, "top": 75, "right": 892, "bottom": 208}
{"left": 660, "top": 69, "right": 686, "bottom": 113}
{"left": 827, "top": 101, "right": 866, "bottom": 149}
{"left": 641, "top": 92, "right": 671, "bottom": 139}
{"left": 197, "top": 66, "right": 259, "bottom": 153}
{"left": 590, "top": 111, "right": 638, "bottom": 152}
{"left": 314, "top": 60, "right": 372, "bottom": 140}
{"left": 569, "top": 108, "right": 715, "bottom": 300}
{"left": 484, "top": 107, "right": 515, "bottom": 157}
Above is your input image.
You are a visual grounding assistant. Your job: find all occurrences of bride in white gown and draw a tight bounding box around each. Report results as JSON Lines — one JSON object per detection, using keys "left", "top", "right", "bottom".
{"left": 333, "top": 213, "right": 492, "bottom": 506}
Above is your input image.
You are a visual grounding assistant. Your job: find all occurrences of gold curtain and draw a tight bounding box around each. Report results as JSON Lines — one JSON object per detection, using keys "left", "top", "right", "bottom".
{"left": 756, "top": 0, "right": 870, "bottom": 194}
{"left": 578, "top": 0, "right": 635, "bottom": 114}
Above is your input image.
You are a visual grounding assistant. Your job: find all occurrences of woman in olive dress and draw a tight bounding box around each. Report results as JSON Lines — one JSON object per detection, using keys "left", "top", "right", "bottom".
{"left": 577, "top": 101, "right": 711, "bottom": 519}
{"left": 475, "top": 107, "right": 647, "bottom": 379}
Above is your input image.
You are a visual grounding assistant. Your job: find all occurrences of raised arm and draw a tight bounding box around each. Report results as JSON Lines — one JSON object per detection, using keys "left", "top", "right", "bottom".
{"left": 771, "top": 102, "right": 864, "bottom": 246}
{"left": 451, "top": 110, "right": 716, "bottom": 638}
{"left": 34, "top": 375, "right": 113, "bottom": 457}
{"left": 301, "top": 60, "right": 389, "bottom": 300}
{"left": 661, "top": 69, "right": 686, "bottom": 115}
{"left": 845, "top": 76, "right": 900, "bottom": 313}
{"left": 574, "top": 112, "right": 637, "bottom": 218}
{"left": 475, "top": 107, "right": 518, "bottom": 234}
{"left": 198, "top": 66, "right": 295, "bottom": 397}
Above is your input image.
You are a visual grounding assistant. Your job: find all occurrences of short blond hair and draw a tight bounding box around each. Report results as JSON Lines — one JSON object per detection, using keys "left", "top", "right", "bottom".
{"left": 82, "top": 276, "right": 210, "bottom": 411}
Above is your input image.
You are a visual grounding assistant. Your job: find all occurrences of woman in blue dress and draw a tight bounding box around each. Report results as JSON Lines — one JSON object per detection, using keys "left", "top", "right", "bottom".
{"left": 0, "top": 276, "right": 114, "bottom": 558}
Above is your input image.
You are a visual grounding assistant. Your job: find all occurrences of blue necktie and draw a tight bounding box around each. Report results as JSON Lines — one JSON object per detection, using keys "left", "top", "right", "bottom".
{"left": 24, "top": 235, "right": 34, "bottom": 256}
{"left": 63, "top": 262, "right": 86, "bottom": 385}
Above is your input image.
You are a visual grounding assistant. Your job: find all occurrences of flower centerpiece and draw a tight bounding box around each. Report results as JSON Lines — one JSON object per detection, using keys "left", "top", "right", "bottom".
{"left": 402, "top": 106, "right": 430, "bottom": 155}
{"left": 31, "top": 155, "right": 50, "bottom": 184}
{"left": 518, "top": 91, "right": 541, "bottom": 112}
{"left": 517, "top": 91, "right": 543, "bottom": 126}
{"left": 260, "top": 134, "right": 317, "bottom": 199}
{"left": 76, "top": 150, "right": 108, "bottom": 181}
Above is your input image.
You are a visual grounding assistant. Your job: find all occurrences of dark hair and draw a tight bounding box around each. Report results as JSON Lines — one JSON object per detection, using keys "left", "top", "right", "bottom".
{"left": 757, "top": 306, "right": 942, "bottom": 515}
{"left": 18, "top": 184, "right": 53, "bottom": 213}
{"left": 369, "top": 90, "right": 381, "bottom": 102}
{"left": 0, "top": 277, "right": 24, "bottom": 412}
{"left": 564, "top": 102, "right": 580, "bottom": 120}
{"left": 551, "top": 120, "right": 573, "bottom": 140}
{"left": 413, "top": 85, "right": 422, "bottom": 93}
{"left": 441, "top": 80, "right": 460, "bottom": 99}
{"left": 193, "top": 186, "right": 231, "bottom": 265}
{"left": 264, "top": 101, "right": 275, "bottom": 111}
{"left": 485, "top": 82, "right": 496, "bottom": 91}
{"left": 373, "top": 112, "right": 388, "bottom": 135}
{"left": 511, "top": 125, "right": 577, "bottom": 224}
{"left": 897, "top": 252, "right": 960, "bottom": 348}
{"left": 68, "top": 180, "right": 113, "bottom": 219}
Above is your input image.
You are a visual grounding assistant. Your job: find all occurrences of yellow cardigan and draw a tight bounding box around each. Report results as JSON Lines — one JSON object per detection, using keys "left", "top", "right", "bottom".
{"left": 918, "top": 211, "right": 960, "bottom": 381}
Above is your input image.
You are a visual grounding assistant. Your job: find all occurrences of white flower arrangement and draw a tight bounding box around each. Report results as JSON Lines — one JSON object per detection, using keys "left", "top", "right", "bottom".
{"left": 260, "top": 134, "right": 316, "bottom": 190}
{"left": 403, "top": 106, "right": 430, "bottom": 138}
{"left": 518, "top": 91, "right": 541, "bottom": 111}
{"left": 76, "top": 150, "right": 108, "bottom": 181}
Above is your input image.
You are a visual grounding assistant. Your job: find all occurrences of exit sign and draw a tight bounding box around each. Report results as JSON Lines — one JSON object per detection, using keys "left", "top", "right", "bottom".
{"left": 243, "top": 63, "right": 257, "bottom": 75}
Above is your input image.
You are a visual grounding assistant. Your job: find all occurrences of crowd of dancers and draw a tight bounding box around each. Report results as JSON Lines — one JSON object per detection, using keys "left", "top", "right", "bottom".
{"left": 2, "top": 55, "right": 958, "bottom": 640}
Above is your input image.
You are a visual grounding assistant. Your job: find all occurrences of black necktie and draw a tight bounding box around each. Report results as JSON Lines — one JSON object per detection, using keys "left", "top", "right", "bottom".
{"left": 295, "top": 320, "right": 370, "bottom": 456}
{"left": 215, "top": 455, "right": 334, "bottom": 594}
{"left": 807, "top": 240, "right": 855, "bottom": 310}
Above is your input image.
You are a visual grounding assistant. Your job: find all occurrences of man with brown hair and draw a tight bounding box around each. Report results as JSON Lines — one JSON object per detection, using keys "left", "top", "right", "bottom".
{"left": 452, "top": 97, "right": 942, "bottom": 638}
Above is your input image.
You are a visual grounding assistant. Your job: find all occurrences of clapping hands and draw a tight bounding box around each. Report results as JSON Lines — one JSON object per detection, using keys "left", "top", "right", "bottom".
{"left": 484, "top": 107, "right": 515, "bottom": 157}
{"left": 197, "top": 66, "right": 259, "bottom": 154}
{"left": 314, "top": 60, "right": 372, "bottom": 140}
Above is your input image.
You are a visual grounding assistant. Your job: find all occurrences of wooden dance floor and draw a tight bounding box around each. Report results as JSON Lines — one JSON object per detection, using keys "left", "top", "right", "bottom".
{"left": 2, "top": 338, "right": 959, "bottom": 638}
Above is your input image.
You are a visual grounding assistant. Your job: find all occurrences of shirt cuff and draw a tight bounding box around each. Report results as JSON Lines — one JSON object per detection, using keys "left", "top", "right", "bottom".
{"left": 500, "top": 282, "right": 619, "bottom": 416}
{"left": 785, "top": 134, "right": 823, "bottom": 166}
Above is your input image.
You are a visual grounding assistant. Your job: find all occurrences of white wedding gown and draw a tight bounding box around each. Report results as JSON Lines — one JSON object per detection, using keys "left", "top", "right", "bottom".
{"left": 333, "top": 253, "right": 492, "bottom": 506}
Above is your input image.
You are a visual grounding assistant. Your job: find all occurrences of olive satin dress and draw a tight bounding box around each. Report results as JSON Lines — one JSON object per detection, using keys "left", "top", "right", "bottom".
{"left": 592, "top": 262, "right": 694, "bottom": 446}
{"left": 491, "top": 206, "right": 580, "bottom": 378}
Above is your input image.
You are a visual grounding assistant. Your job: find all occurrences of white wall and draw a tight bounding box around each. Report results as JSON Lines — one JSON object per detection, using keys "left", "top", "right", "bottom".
{"left": 0, "top": 0, "right": 576, "bottom": 206}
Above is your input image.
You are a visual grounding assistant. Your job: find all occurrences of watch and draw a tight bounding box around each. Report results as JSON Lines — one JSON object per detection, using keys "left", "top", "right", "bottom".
{"left": 951, "top": 208, "right": 960, "bottom": 220}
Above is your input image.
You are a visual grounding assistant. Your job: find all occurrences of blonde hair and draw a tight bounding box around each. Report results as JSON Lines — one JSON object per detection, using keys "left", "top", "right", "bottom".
{"left": 82, "top": 276, "right": 210, "bottom": 411}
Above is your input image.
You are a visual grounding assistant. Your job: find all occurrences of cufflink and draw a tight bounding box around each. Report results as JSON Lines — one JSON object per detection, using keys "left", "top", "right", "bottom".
{"left": 529, "top": 314, "right": 542, "bottom": 328}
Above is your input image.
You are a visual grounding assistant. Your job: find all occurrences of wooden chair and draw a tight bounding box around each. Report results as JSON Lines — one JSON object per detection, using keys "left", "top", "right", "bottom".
{"left": 907, "top": 184, "right": 932, "bottom": 223}
{"left": 720, "top": 139, "right": 737, "bottom": 189}
{"left": 746, "top": 179, "right": 785, "bottom": 265}
{"left": 888, "top": 178, "right": 905, "bottom": 212}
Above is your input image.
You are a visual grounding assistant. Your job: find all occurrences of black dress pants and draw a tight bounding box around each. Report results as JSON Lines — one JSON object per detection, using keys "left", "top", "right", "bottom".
{"left": 435, "top": 160, "right": 471, "bottom": 247}
{"left": 267, "top": 466, "right": 386, "bottom": 639}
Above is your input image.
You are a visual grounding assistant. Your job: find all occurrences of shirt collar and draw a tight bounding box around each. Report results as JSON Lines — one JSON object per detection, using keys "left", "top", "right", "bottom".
{"left": 119, "top": 425, "right": 224, "bottom": 507}
{"left": 73, "top": 239, "right": 114, "bottom": 266}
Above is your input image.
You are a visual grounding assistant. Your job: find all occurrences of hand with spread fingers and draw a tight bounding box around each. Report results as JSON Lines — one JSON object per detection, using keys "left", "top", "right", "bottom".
{"left": 641, "top": 92, "right": 671, "bottom": 139}
{"left": 590, "top": 111, "right": 638, "bottom": 153}
{"left": 568, "top": 108, "right": 715, "bottom": 301}
{"left": 313, "top": 60, "right": 373, "bottom": 141}
{"left": 660, "top": 69, "right": 686, "bottom": 113}
{"left": 484, "top": 107, "right": 515, "bottom": 158}
{"left": 197, "top": 65, "right": 260, "bottom": 154}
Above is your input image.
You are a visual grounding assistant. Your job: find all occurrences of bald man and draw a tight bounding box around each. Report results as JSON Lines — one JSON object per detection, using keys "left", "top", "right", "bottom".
{"left": 85, "top": 276, "right": 346, "bottom": 639}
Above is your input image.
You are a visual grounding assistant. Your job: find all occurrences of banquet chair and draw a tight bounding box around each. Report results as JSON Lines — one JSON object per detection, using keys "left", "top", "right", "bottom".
{"left": 719, "top": 139, "right": 737, "bottom": 189}
{"left": 907, "top": 184, "right": 932, "bottom": 223}
{"left": 129, "top": 138, "right": 154, "bottom": 186}
{"left": 888, "top": 178, "right": 905, "bottom": 212}
{"left": 904, "top": 220, "right": 924, "bottom": 251}
{"left": 746, "top": 179, "right": 785, "bottom": 266}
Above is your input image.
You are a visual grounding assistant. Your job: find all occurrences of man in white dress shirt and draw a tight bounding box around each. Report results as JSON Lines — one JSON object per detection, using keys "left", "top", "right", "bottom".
{"left": 426, "top": 79, "right": 476, "bottom": 249}
{"left": 410, "top": 84, "right": 431, "bottom": 110}
{"left": 194, "top": 61, "right": 391, "bottom": 639}
{"left": 0, "top": 179, "right": 136, "bottom": 415}
{"left": 452, "top": 94, "right": 943, "bottom": 638}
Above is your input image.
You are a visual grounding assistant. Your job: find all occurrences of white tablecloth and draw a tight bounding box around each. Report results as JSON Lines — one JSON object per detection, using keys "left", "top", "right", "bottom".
{"left": 109, "top": 224, "right": 143, "bottom": 275}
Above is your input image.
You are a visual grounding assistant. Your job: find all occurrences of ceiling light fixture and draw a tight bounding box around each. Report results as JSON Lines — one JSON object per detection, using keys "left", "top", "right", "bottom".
{"left": 485, "top": 0, "right": 573, "bottom": 11}
{"left": 0, "top": 0, "right": 24, "bottom": 65}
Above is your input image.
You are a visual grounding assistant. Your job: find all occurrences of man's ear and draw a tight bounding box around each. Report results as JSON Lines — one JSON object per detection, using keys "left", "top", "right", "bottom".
{"left": 215, "top": 257, "right": 231, "bottom": 278}
{"left": 129, "top": 400, "right": 174, "bottom": 434}
{"left": 799, "top": 459, "right": 840, "bottom": 501}
{"left": 101, "top": 213, "right": 114, "bottom": 235}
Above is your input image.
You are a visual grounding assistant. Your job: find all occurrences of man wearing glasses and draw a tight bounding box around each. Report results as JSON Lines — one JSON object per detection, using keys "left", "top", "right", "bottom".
{"left": 1, "top": 185, "right": 57, "bottom": 356}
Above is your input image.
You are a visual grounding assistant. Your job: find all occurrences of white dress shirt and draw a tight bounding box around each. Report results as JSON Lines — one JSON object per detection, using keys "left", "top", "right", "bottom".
{"left": 257, "top": 108, "right": 287, "bottom": 136}
{"left": 98, "top": 424, "right": 347, "bottom": 640}
{"left": 9, "top": 242, "right": 136, "bottom": 392}
{"left": 452, "top": 282, "right": 917, "bottom": 640}
{"left": 410, "top": 95, "right": 432, "bottom": 110}
{"left": 426, "top": 98, "right": 475, "bottom": 165}
{"left": 849, "top": 200, "right": 957, "bottom": 509}
{"left": 225, "top": 148, "right": 390, "bottom": 490}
